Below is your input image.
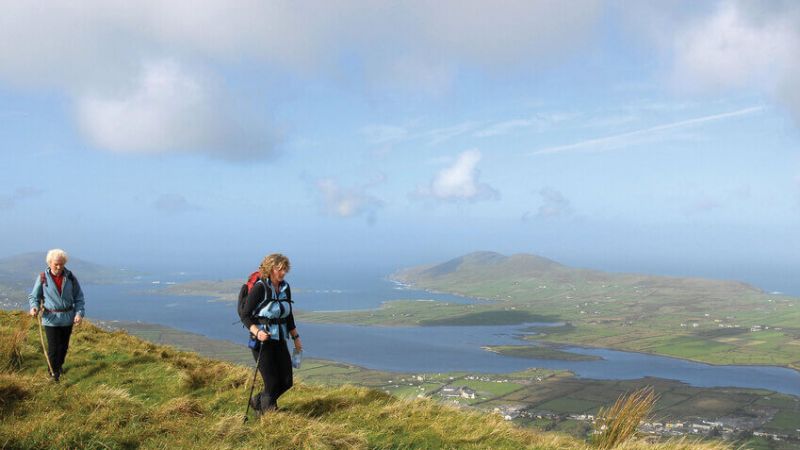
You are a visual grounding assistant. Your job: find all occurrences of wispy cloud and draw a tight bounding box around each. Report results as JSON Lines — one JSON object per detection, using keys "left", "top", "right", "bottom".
{"left": 361, "top": 120, "right": 477, "bottom": 147}
{"left": 315, "top": 178, "right": 383, "bottom": 224}
{"left": 475, "top": 117, "right": 543, "bottom": 138}
{"left": 682, "top": 197, "right": 722, "bottom": 216}
{"left": 0, "top": 187, "right": 44, "bottom": 210}
{"left": 423, "top": 122, "right": 478, "bottom": 146}
{"left": 474, "top": 111, "right": 582, "bottom": 138}
{"left": 153, "top": 193, "right": 201, "bottom": 214}
{"left": 532, "top": 106, "right": 765, "bottom": 155}
{"left": 532, "top": 187, "right": 573, "bottom": 220}
{"left": 360, "top": 125, "right": 411, "bottom": 145}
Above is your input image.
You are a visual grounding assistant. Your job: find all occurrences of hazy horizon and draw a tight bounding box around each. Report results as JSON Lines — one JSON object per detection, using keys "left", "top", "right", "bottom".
{"left": 4, "top": 247, "right": 799, "bottom": 298}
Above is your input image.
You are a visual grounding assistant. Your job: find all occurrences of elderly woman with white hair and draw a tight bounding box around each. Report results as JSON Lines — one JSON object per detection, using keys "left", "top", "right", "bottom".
{"left": 28, "top": 248, "right": 85, "bottom": 382}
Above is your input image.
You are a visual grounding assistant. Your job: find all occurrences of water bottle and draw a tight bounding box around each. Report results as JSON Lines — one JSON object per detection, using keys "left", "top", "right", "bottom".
{"left": 292, "top": 349, "right": 302, "bottom": 368}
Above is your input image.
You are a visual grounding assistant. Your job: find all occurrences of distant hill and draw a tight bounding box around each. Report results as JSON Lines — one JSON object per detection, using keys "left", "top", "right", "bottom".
{"left": 396, "top": 251, "right": 585, "bottom": 282}
{"left": 393, "top": 251, "right": 762, "bottom": 295}
{"left": 0, "top": 252, "right": 139, "bottom": 284}
{"left": 0, "top": 310, "right": 728, "bottom": 450}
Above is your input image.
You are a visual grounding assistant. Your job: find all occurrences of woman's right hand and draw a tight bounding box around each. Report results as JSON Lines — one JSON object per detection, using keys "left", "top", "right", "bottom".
{"left": 29, "top": 307, "right": 38, "bottom": 316}
{"left": 256, "top": 329, "right": 270, "bottom": 341}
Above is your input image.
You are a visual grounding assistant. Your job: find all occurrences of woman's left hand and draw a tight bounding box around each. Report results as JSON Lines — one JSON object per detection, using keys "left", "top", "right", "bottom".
{"left": 294, "top": 337, "right": 303, "bottom": 352}
{"left": 74, "top": 315, "right": 82, "bottom": 325}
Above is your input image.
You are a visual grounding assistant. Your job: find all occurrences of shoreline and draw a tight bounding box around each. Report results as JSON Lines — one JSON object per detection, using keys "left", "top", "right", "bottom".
{"left": 384, "top": 278, "right": 800, "bottom": 375}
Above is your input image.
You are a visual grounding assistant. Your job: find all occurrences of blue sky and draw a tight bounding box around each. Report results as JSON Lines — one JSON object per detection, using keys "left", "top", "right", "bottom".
{"left": 1, "top": 1, "right": 799, "bottom": 289}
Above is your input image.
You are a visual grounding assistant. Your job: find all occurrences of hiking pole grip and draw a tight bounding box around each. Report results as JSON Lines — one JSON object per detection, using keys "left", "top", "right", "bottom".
{"left": 243, "top": 340, "right": 264, "bottom": 423}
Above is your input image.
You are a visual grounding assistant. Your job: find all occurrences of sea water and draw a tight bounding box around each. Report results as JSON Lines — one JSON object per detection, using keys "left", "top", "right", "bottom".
{"left": 81, "top": 270, "right": 800, "bottom": 397}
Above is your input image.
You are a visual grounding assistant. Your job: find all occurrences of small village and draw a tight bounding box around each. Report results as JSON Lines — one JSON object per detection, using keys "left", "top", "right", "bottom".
{"left": 378, "top": 371, "right": 800, "bottom": 447}
{"left": 495, "top": 406, "right": 800, "bottom": 444}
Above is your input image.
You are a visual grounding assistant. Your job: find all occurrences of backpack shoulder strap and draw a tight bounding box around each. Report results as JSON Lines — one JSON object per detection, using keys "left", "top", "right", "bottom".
{"left": 252, "top": 279, "right": 273, "bottom": 314}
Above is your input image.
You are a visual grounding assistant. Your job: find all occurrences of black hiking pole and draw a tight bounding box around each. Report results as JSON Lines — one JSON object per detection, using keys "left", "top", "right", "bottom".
{"left": 243, "top": 340, "right": 264, "bottom": 423}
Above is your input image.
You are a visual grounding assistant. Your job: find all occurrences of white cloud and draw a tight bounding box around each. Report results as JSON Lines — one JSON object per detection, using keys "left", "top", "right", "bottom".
{"left": 406, "top": 0, "right": 603, "bottom": 67}
{"left": 671, "top": 3, "right": 799, "bottom": 91}
{"left": 369, "top": 56, "right": 455, "bottom": 97}
{"left": 315, "top": 178, "right": 383, "bottom": 223}
{"left": 0, "top": 1, "right": 607, "bottom": 160}
{"left": 76, "top": 60, "right": 277, "bottom": 160}
{"left": 627, "top": 1, "right": 800, "bottom": 127}
{"left": 415, "top": 149, "right": 499, "bottom": 202}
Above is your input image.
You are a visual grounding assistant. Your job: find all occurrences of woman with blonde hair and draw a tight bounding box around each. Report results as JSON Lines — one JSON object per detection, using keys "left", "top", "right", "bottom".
{"left": 239, "top": 253, "right": 302, "bottom": 412}
{"left": 28, "top": 249, "right": 85, "bottom": 382}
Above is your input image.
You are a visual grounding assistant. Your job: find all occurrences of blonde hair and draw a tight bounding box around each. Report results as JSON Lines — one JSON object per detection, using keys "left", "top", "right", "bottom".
{"left": 258, "top": 253, "right": 290, "bottom": 280}
{"left": 46, "top": 249, "right": 69, "bottom": 264}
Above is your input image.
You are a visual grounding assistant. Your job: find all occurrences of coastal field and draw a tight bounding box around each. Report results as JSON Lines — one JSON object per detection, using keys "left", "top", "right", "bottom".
{"left": 301, "top": 252, "right": 800, "bottom": 371}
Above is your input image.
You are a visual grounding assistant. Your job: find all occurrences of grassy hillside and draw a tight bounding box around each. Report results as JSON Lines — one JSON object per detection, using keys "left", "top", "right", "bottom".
{"left": 0, "top": 311, "right": 729, "bottom": 450}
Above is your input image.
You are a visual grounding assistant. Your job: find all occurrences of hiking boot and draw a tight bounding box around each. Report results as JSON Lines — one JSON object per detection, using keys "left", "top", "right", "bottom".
{"left": 264, "top": 401, "right": 278, "bottom": 412}
{"left": 249, "top": 395, "right": 260, "bottom": 412}
{"left": 51, "top": 372, "right": 60, "bottom": 383}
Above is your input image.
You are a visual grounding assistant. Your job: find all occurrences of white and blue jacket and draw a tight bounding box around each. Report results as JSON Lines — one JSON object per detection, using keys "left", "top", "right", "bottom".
{"left": 251, "top": 279, "right": 294, "bottom": 341}
{"left": 28, "top": 268, "right": 85, "bottom": 327}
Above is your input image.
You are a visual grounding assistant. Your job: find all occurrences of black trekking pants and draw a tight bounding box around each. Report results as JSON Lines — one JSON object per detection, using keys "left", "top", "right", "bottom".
{"left": 44, "top": 325, "right": 73, "bottom": 375}
{"left": 251, "top": 339, "right": 293, "bottom": 410}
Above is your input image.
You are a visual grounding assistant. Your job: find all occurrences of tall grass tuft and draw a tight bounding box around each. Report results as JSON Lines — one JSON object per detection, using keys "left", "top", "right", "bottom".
{"left": 0, "top": 313, "right": 31, "bottom": 372}
{"left": 593, "top": 386, "right": 658, "bottom": 449}
{"left": 0, "top": 374, "right": 30, "bottom": 413}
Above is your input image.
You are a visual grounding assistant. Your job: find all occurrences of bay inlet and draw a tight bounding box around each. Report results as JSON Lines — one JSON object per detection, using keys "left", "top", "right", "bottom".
{"left": 83, "top": 275, "right": 800, "bottom": 397}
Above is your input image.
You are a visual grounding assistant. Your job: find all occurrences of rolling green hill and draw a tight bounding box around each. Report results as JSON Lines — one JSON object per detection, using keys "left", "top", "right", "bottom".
{"left": 0, "top": 310, "right": 728, "bottom": 450}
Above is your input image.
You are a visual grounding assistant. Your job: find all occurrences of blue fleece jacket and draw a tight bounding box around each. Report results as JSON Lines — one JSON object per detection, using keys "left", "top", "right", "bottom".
{"left": 28, "top": 268, "right": 85, "bottom": 327}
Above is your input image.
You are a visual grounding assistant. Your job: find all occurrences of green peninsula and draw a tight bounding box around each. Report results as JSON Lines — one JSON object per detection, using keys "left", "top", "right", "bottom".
{"left": 303, "top": 251, "right": 800, "bottom": 371}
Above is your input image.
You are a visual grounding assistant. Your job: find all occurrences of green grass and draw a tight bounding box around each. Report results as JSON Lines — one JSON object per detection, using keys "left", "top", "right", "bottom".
{"left": 420, "top": 310, "right": 552, "bottom": 326}
{"left": 537, "top": 397, "right": 601, "bottom": 414}
{"left": 764, "top": 410, "right": 800, "bottom": 431}
{"left": 486, "top": 345, "right": 601, "bottom": 361}
{"left": 0, "top": 310, "right": 734, "bottom": 450}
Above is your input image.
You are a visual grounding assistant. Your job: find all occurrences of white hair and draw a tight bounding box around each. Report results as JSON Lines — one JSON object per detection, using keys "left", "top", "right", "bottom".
{"left": 46, "top": 248, "right": 69, "bottom": 264}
